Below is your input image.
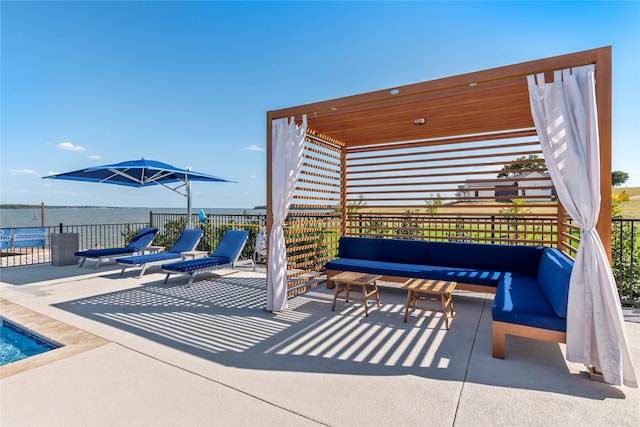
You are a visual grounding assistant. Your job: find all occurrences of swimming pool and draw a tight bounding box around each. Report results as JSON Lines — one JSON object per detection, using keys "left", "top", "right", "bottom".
{"left": 0, "top": 318, "right": 60, "bottom": 366}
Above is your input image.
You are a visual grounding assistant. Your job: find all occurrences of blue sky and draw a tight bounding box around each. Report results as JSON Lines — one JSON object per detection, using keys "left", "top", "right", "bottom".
{"left": 2, "top": 1, "right": 639, "bottom": 209}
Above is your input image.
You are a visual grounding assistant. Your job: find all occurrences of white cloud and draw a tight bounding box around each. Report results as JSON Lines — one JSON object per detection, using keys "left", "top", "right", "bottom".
{"left": 88, "top": 155, "right": 101, "bottom": 160}
{"left": 57, "top": 142, "right": 85, "bottom": 151}
{"left": 249, "top": 175, "right": 257, "bottom": 179}
{"left": 243, "top": 144, "right": 264, "bottom": 152}
{"left": 47, "top": 171, "right": 60, "bottom": 176}
{"left": 8, "top": 169, "right": 37, "bottom": 175}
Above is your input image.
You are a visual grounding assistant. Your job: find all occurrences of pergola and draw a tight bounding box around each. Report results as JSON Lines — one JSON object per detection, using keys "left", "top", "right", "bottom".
{"left": 264, "top": 46, "right": 637, "bottom": 388}
{"left": 267, "top": 47, "right": 612, "bottom": 293}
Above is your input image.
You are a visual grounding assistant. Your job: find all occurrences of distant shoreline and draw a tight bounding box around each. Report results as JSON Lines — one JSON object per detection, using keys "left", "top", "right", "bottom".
{"left": 0, "top": 204, "right": 263, "bottom": 210}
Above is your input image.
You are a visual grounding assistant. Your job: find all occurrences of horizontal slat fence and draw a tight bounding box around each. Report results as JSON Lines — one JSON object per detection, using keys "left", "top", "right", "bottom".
{"left": 284, "top": 134, "right": 343, "bottom": 296}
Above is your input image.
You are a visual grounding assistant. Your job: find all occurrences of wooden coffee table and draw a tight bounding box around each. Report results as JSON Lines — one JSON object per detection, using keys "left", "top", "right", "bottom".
{"left": 402, "top": 278, "right": 457, "bottom": 329}
{"left": 331, "top": 271, "right": 382, "bottom": 316}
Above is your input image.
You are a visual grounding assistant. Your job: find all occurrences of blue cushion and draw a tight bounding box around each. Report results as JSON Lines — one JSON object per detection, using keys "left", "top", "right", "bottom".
{"left": 338, "top": 237, "right": 381, "bottom": 261}
{"left": 379, "top": 238, "right": 429, "bottom": 264}
{"left": 492, "top": 274, "right": 566, "bottom": 332}
{"left": 211, "top": 230, "right": 248, "bottom": 259}
{"left": 75, "top": 247, "right": 138, "bottom": 257}
{"left": 428, "top": 241, "right": 543, "bottom": 275}
{"left": 127, "top": 227, "right": 159, "bottom": 250}
{"left": 168, "top": 229, "right": 203, "bottom": 253}
{"left": 116, "top": 252, "right": 181, "bottom": 265}
{"left": 162, "top": 256, "right": 231, "bottom": 273}
{"left": 536, "top": 248, "right": 573, "bottom": 318}
{"left": 338, "top": 237, "right": 428, "bottom": 265}
{"left": 75, "top": 227, "right": 158, "bottom": 257}
{"left": 325, "top": 258, "right": 503, "bottom": 287}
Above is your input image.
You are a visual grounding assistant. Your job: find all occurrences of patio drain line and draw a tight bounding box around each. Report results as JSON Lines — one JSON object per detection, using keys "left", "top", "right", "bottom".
{"left": 452, "top": 296, "right": 487, "bottom": 426}
{"left": 114, "top": 343, "right": 330, "bottom": 426}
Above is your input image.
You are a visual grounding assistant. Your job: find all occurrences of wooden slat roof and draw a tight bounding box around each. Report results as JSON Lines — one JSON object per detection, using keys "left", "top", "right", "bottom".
{"left": 268, "top": 47, "right": 611, "bottom": 147}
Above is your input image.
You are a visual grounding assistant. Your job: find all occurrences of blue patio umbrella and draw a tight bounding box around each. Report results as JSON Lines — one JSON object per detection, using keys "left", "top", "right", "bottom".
{"left": 43, "top": 158, "right": 234, "bottom": 227}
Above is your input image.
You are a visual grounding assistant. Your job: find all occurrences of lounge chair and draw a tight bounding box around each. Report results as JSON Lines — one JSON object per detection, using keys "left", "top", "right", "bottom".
{"left": 75, "top": 227, "right": 159, "bottom": 268}
{"left": 116, "top": 228, "right": 203, "bottom": 278}
{"left": 161, "top": 229, "right": 249, "bottom": 287}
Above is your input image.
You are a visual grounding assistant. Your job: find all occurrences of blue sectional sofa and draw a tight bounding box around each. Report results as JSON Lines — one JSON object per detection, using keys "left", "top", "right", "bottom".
{"left": 324, "top": 237, "right": 574, "bottom": 358}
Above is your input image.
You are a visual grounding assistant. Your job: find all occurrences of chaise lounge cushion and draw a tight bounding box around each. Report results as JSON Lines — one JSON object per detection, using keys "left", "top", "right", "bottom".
{"left": 117, "top": 252, "right": 184, "bottom": 265}
{"left": 161, "top": 256, "right": 230, "bottom": 273}
{"left": 75, "top": 227, "right": 159, "bottom": 258}
{"left": 161, "top": 230, "right": 250, "bottom": 274}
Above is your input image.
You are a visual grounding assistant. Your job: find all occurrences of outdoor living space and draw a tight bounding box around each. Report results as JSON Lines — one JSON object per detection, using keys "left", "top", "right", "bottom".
{"left": 1, "top": 263, "right": 639, "bottom": 426}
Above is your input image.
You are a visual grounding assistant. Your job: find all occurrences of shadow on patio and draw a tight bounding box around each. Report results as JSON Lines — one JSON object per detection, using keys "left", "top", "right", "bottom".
{"left": 52, "top": 272, "right": 627, "bottom": 401}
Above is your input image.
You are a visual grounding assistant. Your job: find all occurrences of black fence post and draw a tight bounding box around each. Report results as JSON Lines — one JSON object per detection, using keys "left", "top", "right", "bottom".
{"left": 150, "top": 211, "right": 154, "bottom": 227}
{"left": 491, "top": 216, "right": 495, "bottom": 244}
{"left": 59, "top": 223, "right": 63, "bottom": 233}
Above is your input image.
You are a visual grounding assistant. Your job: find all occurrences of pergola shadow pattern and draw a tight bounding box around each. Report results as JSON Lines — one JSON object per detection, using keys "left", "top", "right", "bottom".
{"left": 54, "top": 275, "right": 624, "bottom": 399}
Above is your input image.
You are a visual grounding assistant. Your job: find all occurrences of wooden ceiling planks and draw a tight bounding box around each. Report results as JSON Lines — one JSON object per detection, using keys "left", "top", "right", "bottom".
{"left": 268, "top": 47, "right": 610, "bottom": 148}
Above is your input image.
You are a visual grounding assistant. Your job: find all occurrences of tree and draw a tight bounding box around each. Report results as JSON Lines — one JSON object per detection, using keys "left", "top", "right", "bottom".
{"left": 498, "top": 155, "right": 546, "bottom": 178}
{"left": 612, "top": 171, "right": 629, "bottom": 187}
{"left": 424, "top": 193, "right": 442, "bottom": 215}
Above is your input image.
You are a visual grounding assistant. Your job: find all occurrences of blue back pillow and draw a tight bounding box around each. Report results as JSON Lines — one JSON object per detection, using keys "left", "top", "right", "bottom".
{"left": 338, "top": 237, "right": 428, "bottom": 265}
{"left": 428, "top": 241, "right": 543, "bottom": 275}
{"left": 536, "top": 248, "right": 573, "bottom": 318}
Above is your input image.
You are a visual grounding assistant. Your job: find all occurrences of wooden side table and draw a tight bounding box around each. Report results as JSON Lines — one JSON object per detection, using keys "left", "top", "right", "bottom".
{"left": 180, "top": 250, "right": 209, "bottom": 260}
{"left": 331, "top": 271, "right": 382, "bottom": 317}
{"left": 402, "top": 278, "right": 457, "bottom": 329}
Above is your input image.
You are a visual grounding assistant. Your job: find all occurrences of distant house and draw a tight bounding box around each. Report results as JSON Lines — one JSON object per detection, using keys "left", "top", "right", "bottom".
{"left": 456, "top": 171, "right": 555, "bottom": 202}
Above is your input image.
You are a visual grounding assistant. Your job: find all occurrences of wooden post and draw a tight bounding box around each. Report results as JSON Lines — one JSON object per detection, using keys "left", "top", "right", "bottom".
{"left": 557, "top": 201, "right": 567, "bottom": 252}
{"left": 595, "top": 46, "right": 613, "bottom": 262}
{"left": 40, "top": 202, "right": 45, "bottom": 227}
{"left": 340, "top": 145, "right": 347, "bottom": 237}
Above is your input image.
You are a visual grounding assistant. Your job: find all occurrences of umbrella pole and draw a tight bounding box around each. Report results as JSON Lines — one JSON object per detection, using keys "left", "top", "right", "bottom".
{"left": 186, "top": 178, "right": 192, "bottom": 228}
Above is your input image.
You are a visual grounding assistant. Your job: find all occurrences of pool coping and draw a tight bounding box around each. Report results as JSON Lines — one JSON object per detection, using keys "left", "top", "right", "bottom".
{"left": 0, "top": 298, "right": 110, "bottom": 379}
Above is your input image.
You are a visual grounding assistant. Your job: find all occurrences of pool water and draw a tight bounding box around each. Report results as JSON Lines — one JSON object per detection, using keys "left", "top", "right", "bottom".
{"left": 0, "top": 319, "right": 59, "bottom": 366}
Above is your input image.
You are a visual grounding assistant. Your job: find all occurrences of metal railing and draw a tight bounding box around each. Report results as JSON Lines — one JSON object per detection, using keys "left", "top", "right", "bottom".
{"left": 1, "top": 222, "right": 148, "bottom": 268}
{"left": 612, "top": 218, "right": 639, "bottom": 306}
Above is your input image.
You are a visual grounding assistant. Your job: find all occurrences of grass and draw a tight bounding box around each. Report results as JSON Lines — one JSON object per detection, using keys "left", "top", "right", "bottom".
{"left": 613, "top": 186, "right": 640, "bottom": 219}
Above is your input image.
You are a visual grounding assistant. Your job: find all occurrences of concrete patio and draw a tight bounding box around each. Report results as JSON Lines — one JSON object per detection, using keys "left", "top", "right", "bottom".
{"left": 1, "top": 262, "right": 639, "bottom": 426}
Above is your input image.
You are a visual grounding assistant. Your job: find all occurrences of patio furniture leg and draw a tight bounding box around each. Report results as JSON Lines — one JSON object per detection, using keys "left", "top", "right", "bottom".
{"left": 492, "top": 322, "right": 506, "bottom": 359}
{"left": 185, "top": 274, "right": 196, "bottom": 288}
{"left": 373, "top": 281, "right": 380, "bottom": 307}
{"left": 403, "top": 289, "right": 413, "bottom": 322}
{"left": 442, "top": 293, "right": 450, "bottom": 330}
{"left": 78, "top": 258, "right": 86, "bottom": 267}
{"left": 137, "top": 265, "right": 148, "bottom": 279}
{"left": 362, "top": 284, "right": 369, "bottom": 316}
{"left": 332, "top": 282, "right": 342, "bottom": 311}
{"left": 163, "top": 273, "right": 171, "bottom": 284}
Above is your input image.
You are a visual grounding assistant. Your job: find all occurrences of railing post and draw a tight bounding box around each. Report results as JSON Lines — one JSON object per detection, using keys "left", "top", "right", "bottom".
{"left": 491, "top": 215, "right": 495, "bottom": 244}
{"left": 59, "top": 223, "right": 63, "bottom": 233}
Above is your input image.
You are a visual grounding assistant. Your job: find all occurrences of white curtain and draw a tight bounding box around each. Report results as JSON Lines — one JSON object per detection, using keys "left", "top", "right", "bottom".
{"left": 266, "top": 115, "right": 307, "bottom": 312}
{"left": 528, "top": 66, "right": 637, "bottom": 387}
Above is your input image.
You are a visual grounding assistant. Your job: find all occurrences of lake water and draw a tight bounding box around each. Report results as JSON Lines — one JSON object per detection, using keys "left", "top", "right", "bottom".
{"left": 0, "top": 207, "right": 266, "bottom": 228}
